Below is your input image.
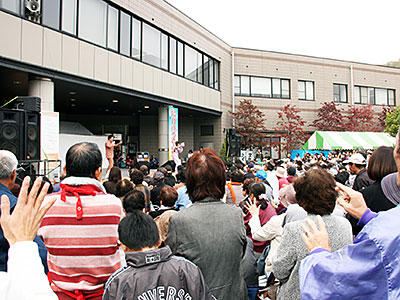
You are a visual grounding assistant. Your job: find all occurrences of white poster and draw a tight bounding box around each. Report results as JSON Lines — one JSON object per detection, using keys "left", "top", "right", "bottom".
{"left": 41, "top": 111, "right": 59, "bottom": 160}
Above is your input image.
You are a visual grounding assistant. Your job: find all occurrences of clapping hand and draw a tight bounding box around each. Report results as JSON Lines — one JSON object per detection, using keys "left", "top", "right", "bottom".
{"left": 244, "top": 197, "right": 259, "bottom": 216}
{"left": 0, "top": 177, "right": 56, "bottom": 246}
{"left": 335, "top": 182, "right": 368, "bottom": 220}
{"left": 301, "top": 216, "right": 332, "bottom": 253}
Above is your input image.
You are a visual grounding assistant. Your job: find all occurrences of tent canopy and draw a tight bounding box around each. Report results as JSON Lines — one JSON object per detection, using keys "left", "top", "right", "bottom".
{"left": 302, "top": 131, "right": 396, "bottom": 150}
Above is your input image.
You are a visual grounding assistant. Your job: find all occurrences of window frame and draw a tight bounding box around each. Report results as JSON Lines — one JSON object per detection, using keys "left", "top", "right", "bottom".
{"left": 298, "top": 80, "right": 315, "bottom": 101}
{"left": 234, "top": 75, "right": 291, "bottom": 99}
{"left": 354, "top": 85, "right": 396, "bottom": 106}
{"left": 333, "top": 83, "right": 348, "bottom": 103}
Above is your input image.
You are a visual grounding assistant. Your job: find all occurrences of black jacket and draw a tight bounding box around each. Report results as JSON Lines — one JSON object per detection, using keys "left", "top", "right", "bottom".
{"left": 352, "top": 168, "right": 373, "bottom": 192}
{"left": 103, "top": 246, "right": 214, "bottom": 300}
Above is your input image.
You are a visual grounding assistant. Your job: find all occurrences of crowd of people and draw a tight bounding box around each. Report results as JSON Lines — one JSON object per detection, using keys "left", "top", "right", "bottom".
{"left": 0, "top": 130, "right": 400, "bottom": 299}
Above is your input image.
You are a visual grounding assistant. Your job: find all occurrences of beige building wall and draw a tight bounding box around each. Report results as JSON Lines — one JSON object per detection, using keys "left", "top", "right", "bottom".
{"left": 233, "top": 47, "right": 400, "bottom": 131}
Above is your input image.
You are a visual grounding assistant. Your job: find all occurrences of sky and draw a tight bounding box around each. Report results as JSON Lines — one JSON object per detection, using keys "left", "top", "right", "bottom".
{"left": 166, "top": 0, "right": 400, "bottom": 65}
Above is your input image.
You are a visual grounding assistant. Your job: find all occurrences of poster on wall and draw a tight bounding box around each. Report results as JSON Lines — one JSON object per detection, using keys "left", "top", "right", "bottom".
{"left": 168, "top": 106, "right": 178, "bottom": 160}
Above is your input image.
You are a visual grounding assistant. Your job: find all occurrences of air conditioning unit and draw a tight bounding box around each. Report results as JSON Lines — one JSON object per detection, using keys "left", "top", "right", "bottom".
{"left": 25, "top": 0, "right": 40, "bottom": 14}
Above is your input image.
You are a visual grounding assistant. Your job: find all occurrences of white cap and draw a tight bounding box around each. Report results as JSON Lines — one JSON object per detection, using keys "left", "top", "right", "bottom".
{"left": 344, "top": 153, "right": 366, "bottom": 165}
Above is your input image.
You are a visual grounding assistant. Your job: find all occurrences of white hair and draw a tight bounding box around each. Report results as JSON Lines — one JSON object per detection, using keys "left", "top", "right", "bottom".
{"left": 0, "top": 150, "right": 18, "bottom": 180}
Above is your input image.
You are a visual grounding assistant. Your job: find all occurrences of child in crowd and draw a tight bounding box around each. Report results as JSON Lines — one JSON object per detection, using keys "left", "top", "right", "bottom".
{"left": 103, "top": 211, "right": 215, "bottom": 300}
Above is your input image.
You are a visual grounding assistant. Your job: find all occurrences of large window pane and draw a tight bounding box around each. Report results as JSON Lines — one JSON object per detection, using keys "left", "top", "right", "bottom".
{"left": 354, "top": 86, "right": 360, "bottom": 104}
{"left": 375, "top": 88, "right": 388, "bottom": 105}
{"left": 241, "top": 76, "right": 250, "bottom": 95}
{"left": 62, "top": 0, "right": 77, "bottom": 34}
{"left": 333, "top": 84, "right": 340, "bottom": 102}
{"left": 272, "top": 78, "right": 281, "bottom": 98}
{"left": 177, "top": 41, "right": 184, "bottom": 76}
{"left": 340, "top": 85, "right": 347, "bottom": 102}
{"left": 203, "top": 56, "right": 210, "bottom": 86}
{"left": 0, "top": 0, "right": 19, "bottom": 14}
{"left": 214, "top": 61, "right": 219, "bottom": 89}
{"left": 131, "top": 17, "right": 141, "bottom": 60}
{"left": 119, "top": 11, "right": 131, "bottom": 56}
{"left": 197, "top": 53, "right": 203, "bottom": 84}
{"left": 209, "top": 59, "right": 214, "bottom": 88}
{"left": 388, "top": 89, "right": 395, "bottom": 106}
{"left": 142, "top": 23, "right": 161, "bottom": 67}
{"left": 368, "top": 87, "right": 375, "bottom": 104}
{"left": 298, "top": 81, "right": 306, "bottom": 99}
{"left": 184, "top": 46, "right": 198, "bottom": 81}
{"left": 360, "top": 87, "right": 368, "bottom": 104}
{"left": 78, "top": 0, "right": 107, "bottom": 46}
{"left": 169, "top": 38, "right": 177, "bottom": 73}
{"left": 281, "top": 79, "right": 290, "bottom": 98}
{"left": 234, "top": 76, "right": 240, "bottom": 95}
{"left": 161, "top": 33, "right": 168, "bottom": 70}
{"left": 42, "top": 0, "right": 60, "bottom": 29}
{"left": 251, "top": 77, "right": 270, "bottom": 97}
{"left": 306, "top": 81, "right": 314, "bottom": 100}
{"left": 107, "top": 5, "right": 118, "bottom": 51}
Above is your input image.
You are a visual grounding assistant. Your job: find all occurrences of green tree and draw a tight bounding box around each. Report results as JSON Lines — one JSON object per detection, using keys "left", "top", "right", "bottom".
{"left": 385, "top": 106, "right": 400, "bottom": 137}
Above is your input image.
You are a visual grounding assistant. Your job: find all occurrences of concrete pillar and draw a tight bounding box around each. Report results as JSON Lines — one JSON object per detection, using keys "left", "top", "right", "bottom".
{"left": 28, "top": 77, "right": 54, "bottom": 112}
{"left": 158, "top": 105, "right": 169, "bottom": 165}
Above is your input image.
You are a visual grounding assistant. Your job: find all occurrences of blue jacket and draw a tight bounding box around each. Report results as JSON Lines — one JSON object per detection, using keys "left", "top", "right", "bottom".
{"left": 0, "top": 183, "right": 48, "bottom": 272}
{"left": 299, "top": 206, "right": 400, "bottom": 299}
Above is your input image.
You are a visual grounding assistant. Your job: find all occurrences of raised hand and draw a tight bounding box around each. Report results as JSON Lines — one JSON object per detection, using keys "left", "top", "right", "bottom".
{"left": 301, "top": 216, "right": 332, "bottom": 253}
{"left": 335, "top": 182, "right": 368, "bottom": 220}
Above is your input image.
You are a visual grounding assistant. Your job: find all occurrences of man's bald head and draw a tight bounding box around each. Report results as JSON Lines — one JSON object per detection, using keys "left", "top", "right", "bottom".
{"left": 65, "top": 143, "right": 102, "bottom": 178}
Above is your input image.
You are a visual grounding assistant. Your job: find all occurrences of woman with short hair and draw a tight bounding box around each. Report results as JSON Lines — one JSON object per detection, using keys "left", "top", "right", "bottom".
{"left": 272, "top": 168, "right": 353, "bottom": 300}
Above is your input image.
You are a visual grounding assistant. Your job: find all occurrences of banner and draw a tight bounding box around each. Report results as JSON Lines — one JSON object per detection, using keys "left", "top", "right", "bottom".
{"left": 168, "top": 106, "right": 178, "bottom": 160}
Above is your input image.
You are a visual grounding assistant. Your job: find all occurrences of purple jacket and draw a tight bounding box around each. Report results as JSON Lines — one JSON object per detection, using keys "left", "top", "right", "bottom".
{"left": 299, "top": 207, "right": 400, "bottom": 299}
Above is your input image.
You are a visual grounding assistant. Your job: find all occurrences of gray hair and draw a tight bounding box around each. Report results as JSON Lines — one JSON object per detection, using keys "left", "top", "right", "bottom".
{"left": 0, "top": 150, "right": 18, "bottom": 180}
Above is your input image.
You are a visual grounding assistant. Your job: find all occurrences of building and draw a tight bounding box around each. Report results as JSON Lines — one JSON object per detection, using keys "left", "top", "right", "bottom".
{"left": 0, "top": 0, "right": 399, "bottom": 165}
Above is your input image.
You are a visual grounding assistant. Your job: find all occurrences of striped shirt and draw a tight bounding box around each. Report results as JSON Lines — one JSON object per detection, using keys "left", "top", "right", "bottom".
{"left": 38, "top": 177, "right": 124, "bottom": 293}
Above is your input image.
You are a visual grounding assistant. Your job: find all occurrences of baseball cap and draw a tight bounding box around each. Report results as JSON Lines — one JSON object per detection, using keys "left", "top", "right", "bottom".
{"left": 344, "top": 153, "right": 366, "bottom": 165}
{"left": 255, "top": 170, "right": 268, "bottom": 181}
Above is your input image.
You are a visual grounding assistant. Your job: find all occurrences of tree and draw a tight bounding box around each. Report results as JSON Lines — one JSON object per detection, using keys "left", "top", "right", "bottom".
{"left": 311, "top": 101, "right": 344, "bottom": 131}
{"left": 344, "top": 105, "right": 376, "bottom": 132}
{"left": 230, "top": 99, "right": 267, "bottom": 149}
{"left": 376, "top": 106, "right": 394, "bottom": 132}
{"left": 385, "top": 106, "right": 400, "bottom": 137}
{"left": 273, "top": 104, "right": 306, "bottom": 155}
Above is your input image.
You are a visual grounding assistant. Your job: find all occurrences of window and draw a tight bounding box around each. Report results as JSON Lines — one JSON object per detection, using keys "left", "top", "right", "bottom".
{"left": 354, "top": 86, "right": 396, "bottom": 106}
{"left": 200, "top": 125, "right": 214, "bottom": 136}
{"left": 119, "top": 11, "right": 131, "bottom": 56}
{"left": 42, "top": 0, "right": 60, "bottom": 29}
{"left": 78, "top": 0, "right": 107, "bottom": 47}
{"left": 214, "top": 61, "right": 220, "bottom": 90}
{"left": 169, "top": 37, "right": 177, "bottom": 73}
{"left": 234, "top": 75, "right": 240, "bottom": 95}
{"left": 250, "top": 77, "right": 271, "bottom": 97}
{"left": 185, "top": 46, "right": 203, "bottom": 82}
{"left": 107, "top": 5, "right": 119, "bottom": 51}
{"left": 333, "top": 84, "right": 347, "bottom": 103}
{"left": 0, "top": 0, "right": 20, "bottom": 14}
{"left": 142, "top": 23, "right": 161, "bottom": 67}
{"left": 298, "top": 80, "right": 314, "bottom": 100}
{"left": 177, "top": 41, "right": 184, "bottom": 76}
{"left": 281, "top": 79, "right": 290, "bottom": 99}
{"left": 197, "top": 52, "right": 203, "bottom": 84}
{"left": 62, "top": 0, "right": 77, "bottom": 34}
{"left": 209, "top": 59, "right": 214, "bottom": 88}
{"left": 203, "top": 56, "right": 210, "bottom": 86}
{"left": 161, "top": 33, "right": 168, "bottom": 70}
{"left": 131, "top": 17, "right": 141, "bottom": 60}
{"left": 240, "top": 76, "right": 250, "bottom": 95}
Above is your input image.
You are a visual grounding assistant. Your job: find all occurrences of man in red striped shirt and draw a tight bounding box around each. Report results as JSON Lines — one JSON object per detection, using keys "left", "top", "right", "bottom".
{"left": 38, "top": 143, "right": 125, "bottom": 300}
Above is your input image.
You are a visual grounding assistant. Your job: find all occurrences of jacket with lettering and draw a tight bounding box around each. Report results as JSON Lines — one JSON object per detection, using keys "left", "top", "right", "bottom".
{"left": 103, "top": 246, "right": 215, "bottom": 300}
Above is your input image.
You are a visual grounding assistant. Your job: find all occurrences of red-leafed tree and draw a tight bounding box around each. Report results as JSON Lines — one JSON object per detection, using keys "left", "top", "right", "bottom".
{"left": 311, "top": 101, "right": 344, "bottom": 131}
{"left": 230, "top": 99, "right": 267, "bottom": 148}
{"left": 344, "top": 105, "right": 376, "bottom": 132}
{"left": 273, "top": 104, "right": 307, "bottom": 155}
{"left": 375, "top": 106, "right": 394, "bottom": 132}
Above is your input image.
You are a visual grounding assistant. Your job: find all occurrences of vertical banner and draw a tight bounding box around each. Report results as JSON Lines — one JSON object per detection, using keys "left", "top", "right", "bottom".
{"left": 168, "top": 106, "right": 178, "bottom": 160}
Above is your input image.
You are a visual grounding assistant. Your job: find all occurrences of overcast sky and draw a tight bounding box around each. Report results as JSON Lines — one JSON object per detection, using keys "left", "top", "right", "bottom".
{"left": 166, "top": 0, "right": 400, "bottom": 65}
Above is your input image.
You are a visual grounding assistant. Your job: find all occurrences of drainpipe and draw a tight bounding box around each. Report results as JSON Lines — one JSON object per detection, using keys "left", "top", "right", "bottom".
{"left": 232, "top": 50, "right": 235, "bottom": 128}
{"left": 350, "top": 64, "right": 354, "bottom": 105}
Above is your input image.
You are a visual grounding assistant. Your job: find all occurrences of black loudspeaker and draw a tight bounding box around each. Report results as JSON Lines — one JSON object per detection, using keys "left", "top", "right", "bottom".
{"left": 0, "top": 109, "right": 40, "bottom": 160}
{"left": 16, "top": 96, "right": 41, "bottom": 112}
{"left": 0, "top": 110, "right": 25, "bottom": 159}
{"left": 24, "top": 111, "right": 40, "bottom": 160}
{"left": 228, "top": 128, "right": 242, "bottom": 157}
